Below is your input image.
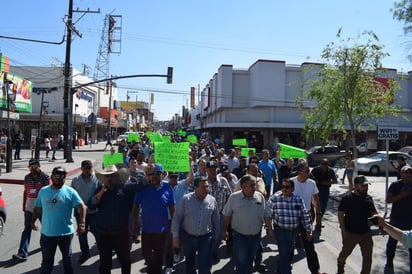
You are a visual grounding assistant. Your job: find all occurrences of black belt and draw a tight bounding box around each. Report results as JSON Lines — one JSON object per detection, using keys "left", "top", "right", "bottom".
{"left": 183, "top": 230, "right": 210, "bottom": 238}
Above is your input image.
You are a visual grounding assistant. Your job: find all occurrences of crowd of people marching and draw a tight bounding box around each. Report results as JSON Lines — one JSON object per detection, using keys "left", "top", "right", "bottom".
{"left": 10, "top": 132, "right": 412, "bottom": 274}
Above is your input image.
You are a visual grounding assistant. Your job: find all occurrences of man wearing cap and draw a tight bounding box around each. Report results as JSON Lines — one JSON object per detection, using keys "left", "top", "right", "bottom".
{"left": 206, "top": 160, "right": 232, "bottom": 263}
{"left": 91, "top": 164, "right": 146, "bottom": 274}
{"left": 218, "top": 163, "right": 238, "bottom": 191}
{"left": 132, "top": 163, "right": 175, "bottom": 274}
{"left": 222, "top": 175, "right": 273, "bottom": 274}
{"left": 391, "top": 155, "right": 408, "bottom": 180}
{"left": 171, "top": 175, "right": 220, "bottom": 274}
{"left": 384, "top": 165, "right": 412, "bottom": 273}
{"left": 13, "top": 159, "right": 51, "bottom": 262}
{"left": 337, "top": 175, "right": 380, "bottom": 274}
{"left": 70, "top": 160, "right": 102, "bottom": 264}
{"left": 31, "top": 166, "right": 86, "bottom": 274}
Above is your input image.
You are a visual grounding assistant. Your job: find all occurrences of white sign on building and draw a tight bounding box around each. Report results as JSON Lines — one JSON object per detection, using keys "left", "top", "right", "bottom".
{"left": 377, "top": 126, "right": 399, "bottom": 140}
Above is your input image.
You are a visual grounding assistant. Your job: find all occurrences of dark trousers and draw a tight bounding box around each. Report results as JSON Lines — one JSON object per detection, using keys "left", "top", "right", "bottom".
{"left": 40, "top": 233, "right": 73, "bottom": 274}
{"left": 96, "top": 228, "right": 130, "bottom": 274}
{"left": 142, "top": 232, "right": 168, "bottom": 274}
{"left": 14, "top": 143, "right": 21, "bottom": 159}
{"left": 292, "top": 223, "right": 320, "bottom": 273}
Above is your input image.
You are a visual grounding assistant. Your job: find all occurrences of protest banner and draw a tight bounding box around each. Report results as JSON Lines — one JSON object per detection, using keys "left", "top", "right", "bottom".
{"left": 278, "top": 143, "right": 307, "bottom": 159}
{"left": 103, "top": 152, "right": 124, "bottom": 167}
{"left": 241, "top": 147, "right": 256, "bottom": 157}
{"left": 232, "top": 138, "right": 247, "bottom": 146}
{"left": 154, "top": 142, "right": 190, "bottom": 172}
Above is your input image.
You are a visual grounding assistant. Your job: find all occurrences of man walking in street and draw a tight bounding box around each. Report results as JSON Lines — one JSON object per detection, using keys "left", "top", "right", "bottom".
{"left": 222, "top": 175, "right": 273, "bottom": 274}
{"left": 171, "top": 175, "right": 220, "bottom": 274}
{"left": 132, "top": 164, "right": 175, "bottom": 274}
{"left": 259, "top": 149, "right": 278, "bottom": 195}
{"left": 31, "top": 166, "right": 86, "bottom": 274}
{"left": 384, "top": 165, "right": 412, "bottom": 273}
{"left": 310, "top": 158, "right": 337, "bottom": 220}
{"left": 269, "top": 178, "right": 312, "bottom": 274}
{"left": 337, "top": 175, "right": 380, "bottom": 274}
{"left": 291, "top": 161, "right": 322, "bottom": 274}
{"left": 13, "top": 159, "right": 51, "bottom": 262}
{"left": 91, "top": 165, "right": 147, "bottom": 274}
{"left": 70, "top": 160, "right": 101, "bottom": 264}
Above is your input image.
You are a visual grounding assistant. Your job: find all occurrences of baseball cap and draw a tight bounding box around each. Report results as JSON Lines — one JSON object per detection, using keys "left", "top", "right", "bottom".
{"left": 52, "top": 166, "right": 67, "bottom": 175}
{"left": 220, "top": 164, "right": 230, "bottom": 173}
{"left": 81, "top": 160, "right": 92, "bottom": 168}
{"left": 354, "top": 175, "right": 370, "bottom": 185}
{"left": 28, "top": 159, "right": 40, "bottom": 166}
{"left": 153, "top": 164, "right": 164, "bottom": 173}
{"left": 401, "top": 165, "right": 412, "bottom": 172}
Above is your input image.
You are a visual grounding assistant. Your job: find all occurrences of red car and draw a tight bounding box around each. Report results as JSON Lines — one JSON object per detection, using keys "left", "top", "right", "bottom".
{"left": 0, "top": 186, "right": 6, "bottom": 236}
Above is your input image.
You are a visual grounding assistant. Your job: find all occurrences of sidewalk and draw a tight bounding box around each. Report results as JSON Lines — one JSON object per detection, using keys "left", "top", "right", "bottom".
{"left": 0, "top": 142, "right": 107, "bottom": 184}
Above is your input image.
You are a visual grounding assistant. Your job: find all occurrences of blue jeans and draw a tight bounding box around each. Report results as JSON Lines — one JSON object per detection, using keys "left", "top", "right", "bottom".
{"left": 386, "top": 218, "right": 412, "bottom": 272}
{"left": 75, "top": 212, "right": 97, "bottom": 255}
{"left": 17, "top": 211, "right": 34, "bottom": 258}
{"left": 212, "top": 213, "right": 224, "bottom": 256}
{"left": 181, "top": 231, "right": 213, "bottom": 274}
{"left": 232, "top": 230, "right": 261, "bottom": 274}
{"left": 318, "top": 188, "right": 330, "bottom": 216}
{"left": 274, "top": 226, "right": 297, "bottom": 274}
{"left": 40, "top": 233, "right": 74, "bottom": 274}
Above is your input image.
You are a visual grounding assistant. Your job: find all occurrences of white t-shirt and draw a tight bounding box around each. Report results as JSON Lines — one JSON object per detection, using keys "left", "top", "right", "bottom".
{"left": 291, "top": 176, "right": 319, "bottom": 211}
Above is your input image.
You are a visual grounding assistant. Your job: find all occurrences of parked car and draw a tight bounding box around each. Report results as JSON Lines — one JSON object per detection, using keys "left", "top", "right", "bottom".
{"left": 398, "top": 146, "right": 412, "bottom": 156}
{"left": 115, "top": 134, "right": 128, "bottom": 145}
{"left": 0, "top": 186, "right": 6, "bottom": 236}
{"left": 306, "top": 145, "right": 346, "bottom": 167}
{"left": 356, "top": 151, "right": 412, "bottom": 176}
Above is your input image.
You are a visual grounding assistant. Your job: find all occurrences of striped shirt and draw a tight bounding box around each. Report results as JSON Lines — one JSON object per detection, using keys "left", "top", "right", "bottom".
{"left": 171, "top": 192, "right": 220, "bottom": 239}
{"left": 209, "top": 177, "right": 231, "bottom": 213}
{"left": 269, "top": 192, "right": 312, "bottom": 233}
{"left": 24, "top": 171, "right": 51, "bottom": 212}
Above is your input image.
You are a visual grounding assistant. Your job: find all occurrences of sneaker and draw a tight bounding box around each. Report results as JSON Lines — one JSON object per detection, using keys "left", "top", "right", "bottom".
{"left": 78, "top": 253, "right": 90, "bottom": 264}
{"left": 12, "top": 253, "right": 27, "bottom": 261}
{"left": 164, "top": 267, "right": 173, "bottom": 274}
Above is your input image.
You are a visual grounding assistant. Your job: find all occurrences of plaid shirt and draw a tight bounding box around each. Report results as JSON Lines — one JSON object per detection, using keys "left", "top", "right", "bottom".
{"left": 269, "top": 192, "right": 312, "bottom": 233}
{"left": 209, "top": 177, "right": 231, "bottom": 213}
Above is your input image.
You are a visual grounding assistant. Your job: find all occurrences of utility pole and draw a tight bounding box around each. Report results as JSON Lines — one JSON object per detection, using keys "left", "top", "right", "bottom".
{"left": 63, "top": 1, "right": 99, "bottom": 162}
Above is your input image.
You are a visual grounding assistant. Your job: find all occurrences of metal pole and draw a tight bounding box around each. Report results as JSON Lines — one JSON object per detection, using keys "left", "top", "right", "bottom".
{"left": 63, "top": 0, "right": 74, "bottom": 162}
{"left": 3, "top": 73, "right": 12, "bottom": 172}
{"left": 34, "top": 90, "right": 45, "bottom": 160}
{"left": 384, "top": 139, "right": 389, "bottom": 217}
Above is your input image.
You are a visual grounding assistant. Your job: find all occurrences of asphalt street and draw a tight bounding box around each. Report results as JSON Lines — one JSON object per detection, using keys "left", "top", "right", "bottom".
{"left": 0, "top": 147, "right": 410, "bottom": 273}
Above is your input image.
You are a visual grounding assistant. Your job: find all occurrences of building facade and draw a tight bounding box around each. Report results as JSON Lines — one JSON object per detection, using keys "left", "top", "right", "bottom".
{"left": 190, "top": 59, "right": 412, "bottom": 152}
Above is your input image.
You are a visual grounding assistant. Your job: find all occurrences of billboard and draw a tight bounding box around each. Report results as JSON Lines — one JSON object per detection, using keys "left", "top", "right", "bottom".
{"left": 0, "top": 72, "right": 32, "bottom": 112}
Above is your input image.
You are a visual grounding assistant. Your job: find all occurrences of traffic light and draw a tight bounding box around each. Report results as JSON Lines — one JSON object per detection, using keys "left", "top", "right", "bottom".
{"left": 167, "top": 67, "right": 173, "bottom": 84}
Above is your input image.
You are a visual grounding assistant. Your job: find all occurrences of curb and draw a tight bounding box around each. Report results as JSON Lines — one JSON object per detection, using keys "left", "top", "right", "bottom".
{"left": 0, "top": 160, "right": 97, "bottom": 185}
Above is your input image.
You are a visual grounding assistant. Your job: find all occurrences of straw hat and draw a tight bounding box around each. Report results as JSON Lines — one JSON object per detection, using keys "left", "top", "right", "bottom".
{"left": 95, "top": 165, "right": 130, "bottom": 185}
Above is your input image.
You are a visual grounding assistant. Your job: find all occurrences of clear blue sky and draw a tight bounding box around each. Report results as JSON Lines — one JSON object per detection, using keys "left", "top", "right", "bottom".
{"left": 0, "top": 0, "right": 410, "bottom": 120}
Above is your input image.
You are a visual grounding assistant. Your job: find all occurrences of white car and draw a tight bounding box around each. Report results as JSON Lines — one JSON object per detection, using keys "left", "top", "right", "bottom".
{"left": 356, "top": 151, "right": 412, "bottom": 176}
{"left": 115, "top": 134, "right": 128, "bottom": 145}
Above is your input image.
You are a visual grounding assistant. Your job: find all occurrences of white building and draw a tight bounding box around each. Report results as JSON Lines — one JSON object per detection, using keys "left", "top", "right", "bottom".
{"left": 192, "top": 59, "right": 412, "bottom": 151}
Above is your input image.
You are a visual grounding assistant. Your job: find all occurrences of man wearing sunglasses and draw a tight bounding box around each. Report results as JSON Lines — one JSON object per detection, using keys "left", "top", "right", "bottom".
{"left": 269, "top": 178, "right": 312, "bottom": 274}
{"left": 13, "top": 159, "right": 51, "bottom": 262}
{"left": 31, "top": 166, "right": 86, "bottom": 274}
{"left": 384, "top": 165, "right": 412, "bottom": 273}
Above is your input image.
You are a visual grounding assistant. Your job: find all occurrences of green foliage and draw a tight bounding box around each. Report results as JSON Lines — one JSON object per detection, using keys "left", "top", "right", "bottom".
{"left": 392, "top": 0, "right": 412, "bottom": 34}
{"left": 296, "top": 30, "right": 402, "bottom": 146}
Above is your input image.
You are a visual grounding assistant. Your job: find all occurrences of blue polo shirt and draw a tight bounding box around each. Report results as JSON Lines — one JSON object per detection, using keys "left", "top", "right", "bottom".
{"left": 134, "top": 182, "right": 175, "bottom": 233}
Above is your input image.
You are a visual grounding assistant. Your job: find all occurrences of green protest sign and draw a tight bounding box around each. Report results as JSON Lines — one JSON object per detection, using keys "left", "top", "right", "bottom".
{"left": 278, "top": 143, "right": 307, "bottom": 159}
{"left": 177, "top": 129, "right": 187, "bottom": 137}
{"left": 187, "top": 134, "right": 198, "bottom": 144}
{"left": 232, "top": 138, "right": 247, "bottom": 146}
{"left": 162, "top": 135, "right": 171, "bottom": 143}
{"left": 127, "top": 133, "right": 140, "bottom": 143}
{"left": 241, "top": 147, "right": 255, "bottom": 157}
{"left": 154, "top": 142, "right": 190, "bottom": 172}
{"left": 103, "top": 152, "right": 124, "bottom": 167}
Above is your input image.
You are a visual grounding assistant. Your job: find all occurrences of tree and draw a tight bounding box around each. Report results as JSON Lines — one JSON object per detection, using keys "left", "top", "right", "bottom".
{"left": 296, "top": 30, "right": 402, "bottom": 157}
{"left": 392, "top": 0, "right": 412, "bottom": 34}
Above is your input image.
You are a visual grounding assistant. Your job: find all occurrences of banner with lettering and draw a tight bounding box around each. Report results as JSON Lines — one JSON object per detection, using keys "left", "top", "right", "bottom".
{"left": 154, "top": 142, "right": 190, "bottom": 172}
